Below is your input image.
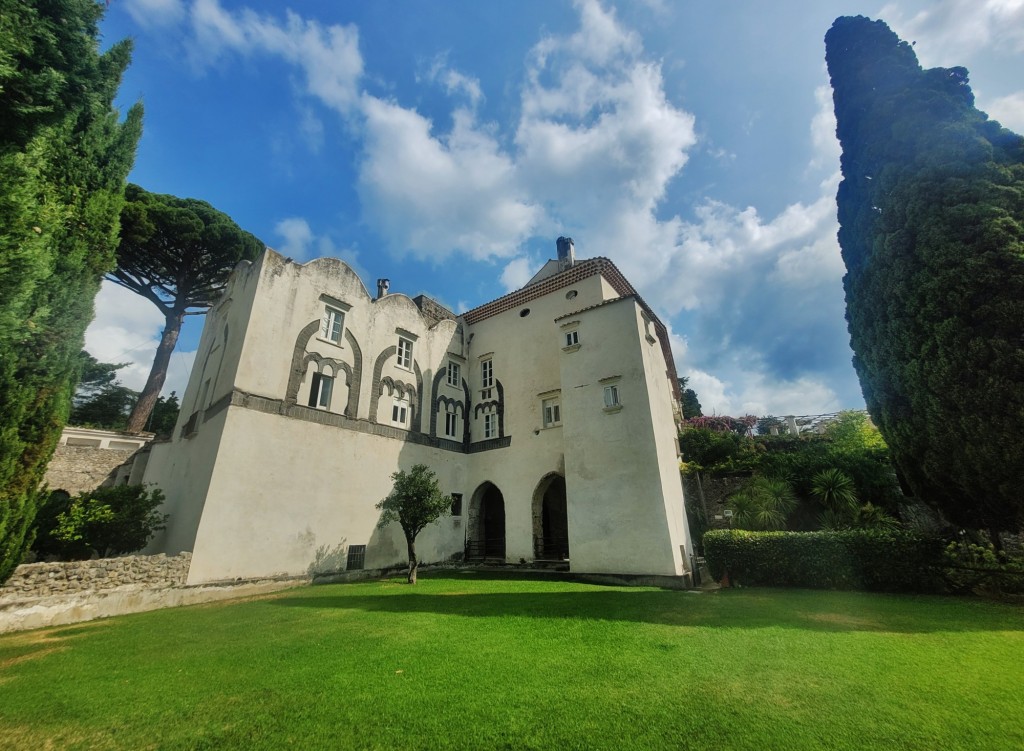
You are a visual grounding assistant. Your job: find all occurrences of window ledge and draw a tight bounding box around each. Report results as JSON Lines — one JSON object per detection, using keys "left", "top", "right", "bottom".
{"left": 645, "top": 335, "right": 656, "bottom": 345}
{"left": 541, "top": 423, "right": 562, "bottom": 430}
{"left": 562, "top": 343, "right": 581, "bottom": 353}
{"left": 316, "top": 337, "right": 345, "bottom": 349}
{"left": 603, "top": 405, "right": 623, "bottom": 414}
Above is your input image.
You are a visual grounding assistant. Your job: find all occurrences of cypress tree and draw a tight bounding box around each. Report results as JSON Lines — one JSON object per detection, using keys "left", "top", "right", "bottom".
{"left": 826, "top": 16, "right": 1024, "bottom": 537}
{"left": 0, "top": 0, "right": 142, "bottom": 582}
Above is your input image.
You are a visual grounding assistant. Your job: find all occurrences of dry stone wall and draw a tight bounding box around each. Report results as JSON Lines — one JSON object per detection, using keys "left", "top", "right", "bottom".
{"left": 0, "top": 553, "right": 191, "bottom": 600}
{"left": 43, "top": 444, "right": 137, "bottom": 495}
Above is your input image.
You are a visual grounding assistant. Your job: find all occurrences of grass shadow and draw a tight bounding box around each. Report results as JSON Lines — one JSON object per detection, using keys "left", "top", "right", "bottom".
{"left": 269, "top": 572, "right": 1024, "bottom": 634}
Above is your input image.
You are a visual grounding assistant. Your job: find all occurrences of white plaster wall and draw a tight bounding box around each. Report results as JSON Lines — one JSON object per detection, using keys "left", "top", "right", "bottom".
{"left": 185, "top": 407, "right": 467, "bottom": 584}
{"left": 141, "top": 407, "right": 230, "bottom": 557}
{"left": 558, "top": 298, "right": 686, "bottom": 576}
{"left": 461, "top": 272, "right": 614, "bottom": 562}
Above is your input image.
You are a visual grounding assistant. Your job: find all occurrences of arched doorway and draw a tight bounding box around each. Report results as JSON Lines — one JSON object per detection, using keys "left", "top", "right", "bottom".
{"left": 467, "top": 482, "right": 506, "bottom": 561}
{"left": 532, "top": 474, "right": 569, "bottom": 561}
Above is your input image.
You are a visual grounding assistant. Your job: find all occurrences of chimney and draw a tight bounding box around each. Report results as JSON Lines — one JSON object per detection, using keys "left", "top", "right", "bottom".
{"left": 376, "top": 278, "right": 390, "bottom": 300}
{"left": 556, "top": 236, "right": 575, "bottom": 270}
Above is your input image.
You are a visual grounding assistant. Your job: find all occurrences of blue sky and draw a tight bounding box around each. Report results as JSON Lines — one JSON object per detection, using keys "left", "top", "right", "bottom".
{"left": 85, "top": 0, "right": 1024, "bottom": 417}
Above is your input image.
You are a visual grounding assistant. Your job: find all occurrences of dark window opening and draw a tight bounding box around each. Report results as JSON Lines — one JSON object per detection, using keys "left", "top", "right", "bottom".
{"left": 346, "top": 545, "right": 366, "bottom": 570}
{"left": 451, "top": 493, "right": 463, "bottom": 516}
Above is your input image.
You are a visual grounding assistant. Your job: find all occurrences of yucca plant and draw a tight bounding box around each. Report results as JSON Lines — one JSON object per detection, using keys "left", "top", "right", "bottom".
{"left": 730, "top": 476, "right": 797, "bottom": 531}
{"left": 812, "top": 468, "right": 859, "bottom": 513}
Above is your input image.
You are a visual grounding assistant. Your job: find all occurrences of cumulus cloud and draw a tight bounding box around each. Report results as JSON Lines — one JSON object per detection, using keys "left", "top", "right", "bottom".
{"left": 122, "top": 0, "right": 862, "bottom": 414}
{"left": 85, "top": 282, "right": 196, "bottom": 398}
{"left": 881, "top": 0, "right": 1024, "bottom": 66}
{"left": 188, "top": 0, "right": 363, "bottom": 114}
{"left": 274, "top": 217, "right": 316, "bottom": 260}
{"left": 985, "top": 90, "right": 1024, "bottom": 132}
{"left": 357, "top": 98, "right": 542, "bottom": 259}
{"left": 499, "top": 257, "right": 537, "bottom": 293}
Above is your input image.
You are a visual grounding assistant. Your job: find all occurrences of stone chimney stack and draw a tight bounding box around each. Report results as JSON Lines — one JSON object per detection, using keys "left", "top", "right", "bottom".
{"left": 376, "top": 278, "right": 390, "bottom": 300}
{"left": 556, "top": 236, "right": 575, "bottom": 271}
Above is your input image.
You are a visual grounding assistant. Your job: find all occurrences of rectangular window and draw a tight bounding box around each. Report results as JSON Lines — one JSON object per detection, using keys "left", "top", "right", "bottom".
{"left": 322, "top": 306, "right": 344, "bottom": 343}
{"left": 484, "top": 412, "right": 497, "bottom": 439}
{"left": 565, "top": 330, "right": 579, "bottom": 347}
{"left": 392, "top": 399, "right": 409, "bottom": 426}
{"left": 447, "top": 360, "right": 461, "bottom": 387}
{"left": 542, "top": 397, "right": 561, "bottom": 427}
{"left": 308, "top": 372, "right": 334, "bottom": 409}
{"left": 450, "top": 493, "right": 463, "bottom": 517}
{"left": 444, "top": 410, "right": 459, "bottom": 438}
{"left": 481, "top": 358, "right": 493, "bottom": 388}
{"left": 346, "top": 545, "right": 366, "bottom": 571}
{"left": 604, "top": 384, "right": 620, "bottom": 408}
{"left": 397, "top": 337, "right": 413, "bottom": 369}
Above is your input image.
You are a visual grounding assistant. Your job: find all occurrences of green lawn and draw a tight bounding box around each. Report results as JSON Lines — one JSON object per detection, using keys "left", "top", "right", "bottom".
{"left": 1, "top": 572, "right": 1021, "bottom": 750}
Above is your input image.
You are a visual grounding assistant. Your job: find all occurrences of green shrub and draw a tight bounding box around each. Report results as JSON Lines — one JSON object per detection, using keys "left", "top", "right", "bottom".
{"left": 703, "top": 529, "right": 945, "bottom": 592}
{"left": 32, "top": 485, "right": 167, "bottom": 560}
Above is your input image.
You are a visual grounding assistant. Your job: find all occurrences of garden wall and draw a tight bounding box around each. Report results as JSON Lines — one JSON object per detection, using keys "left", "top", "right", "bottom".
{"left": 43, "top": 444, "right": 137, "bottom": 495}
{"left": 1, "top": 553, "right": 192, "bottom": 598}
{"left": 683, "top": 473, "right": 751, "bottom": 530}
{"left": 0, "top": 553, "right": 307, "bottom": 634}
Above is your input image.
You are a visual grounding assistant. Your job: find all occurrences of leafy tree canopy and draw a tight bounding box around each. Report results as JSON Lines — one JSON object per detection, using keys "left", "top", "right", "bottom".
{"left": 110, "top": 184, "right": 264, "bottom": 432}
{"left": 376, "top": 464, "right": 451, "bottom": 583}
{"left": 826, "top": 16, "right": 1024, "bottom": 536}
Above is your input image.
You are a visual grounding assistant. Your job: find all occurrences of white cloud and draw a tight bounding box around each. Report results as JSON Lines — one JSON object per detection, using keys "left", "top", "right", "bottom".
{"left": 357, "top": 97, "right": 542, "bottom": 259}
{"left": 808, "top": 84, "right": 840, "bottom": 172}
{"left": 85, "top": 282, "right": 195, "bottom": 398}
{"left": 499, "top": 257, "right": 535, "bottom": 293}
{"left": 135, "top": 0, "right": 860, "bottom": 415}
{"left": 423, "top": 56, "right": 484, "bottom": 107}
{"left": 188, "top": 0, "right": 363, "bottom": 114}
{"left": 274, "top": 217, "right": 315, "bottom": 260}
{"left": 984, "top": 90, "right": 1024, "bottom": 132}
{"left": 881, "top": 0, "right": 1024, "bottom": 66}
{"left": 123, "top": 0, "right": 185, "bottom": 29}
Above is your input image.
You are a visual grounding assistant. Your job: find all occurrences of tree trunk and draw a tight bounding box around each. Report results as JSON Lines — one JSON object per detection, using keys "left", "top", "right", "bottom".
{"left": 407, "top": 537, "right": 418, "bottom": 584}
{"left": 125, "top": 310, "right": 184, "bottom": 433}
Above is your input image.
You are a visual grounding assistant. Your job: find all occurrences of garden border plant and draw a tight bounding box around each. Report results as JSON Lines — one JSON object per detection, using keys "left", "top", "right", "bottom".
{"left": 703, "top": 528, "right": 946, "bottom": 592}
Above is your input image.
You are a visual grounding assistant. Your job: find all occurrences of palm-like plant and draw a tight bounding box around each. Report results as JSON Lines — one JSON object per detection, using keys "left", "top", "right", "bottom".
{"left": 812, "top": 469, "right": 859, "bottom": 513}
{"left": 730, "top": 476, "right": 797, "bottom": 531}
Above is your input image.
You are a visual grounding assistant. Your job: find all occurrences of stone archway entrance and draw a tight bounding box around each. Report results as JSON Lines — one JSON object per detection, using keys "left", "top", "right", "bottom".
{"left": 532, "top": 474, "right": 569, "bottom": 561}
{"left": 467, "top": 482, "right": 506, "bottom": 561}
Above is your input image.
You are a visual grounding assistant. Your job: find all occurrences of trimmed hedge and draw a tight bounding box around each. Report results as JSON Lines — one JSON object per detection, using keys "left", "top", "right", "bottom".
{"left": 703, "top": 529, "right": 946, "bottom": 592}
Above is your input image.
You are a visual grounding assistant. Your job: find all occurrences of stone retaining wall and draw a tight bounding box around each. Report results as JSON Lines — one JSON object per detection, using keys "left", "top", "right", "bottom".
{"left": 43, "top": 444, "right": 137, "bottom": 495}
{"left": 1, "top": 553, "right": 192, "bottom": 600}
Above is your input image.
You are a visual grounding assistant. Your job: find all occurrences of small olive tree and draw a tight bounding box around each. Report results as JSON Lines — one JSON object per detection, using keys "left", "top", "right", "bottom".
{"left": 376, "top": 464, "right": 451, "bottom": 584}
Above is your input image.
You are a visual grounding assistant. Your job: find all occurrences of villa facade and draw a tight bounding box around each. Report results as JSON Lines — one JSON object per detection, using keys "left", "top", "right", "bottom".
{"left": 139, "top": 238, "right": 693, "bottom": 585}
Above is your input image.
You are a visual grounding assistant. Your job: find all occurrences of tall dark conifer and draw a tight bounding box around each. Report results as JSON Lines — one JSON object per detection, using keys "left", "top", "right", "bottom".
{"left": 826, "top": 16, "right": 1024, "bottom": 537}
{"left": 0, "top": 0, "right": 142, "bottom": 582}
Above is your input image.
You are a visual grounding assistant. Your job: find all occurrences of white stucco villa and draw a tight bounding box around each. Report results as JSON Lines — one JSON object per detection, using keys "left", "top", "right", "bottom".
{"left": 137, "top": 238, "right": 694, "bottom": 585}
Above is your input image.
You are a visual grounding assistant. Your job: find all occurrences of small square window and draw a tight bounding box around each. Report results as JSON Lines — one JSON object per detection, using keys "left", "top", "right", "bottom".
{"left": 565, "top": 330, "right": 579, "bottom": 347}
{"left": 604, "top": 385, "right": 620, "bottom": 409}
{"left": 322, "top": 306, "right": 344, "bottom": 343}
{"left": 346, "top": 545, "right": 366, "bottom": 571}
{"left": 444, "top": 407, "right": 459, "bottom": 438}
{"left": 450, "top": 493, "right": 463, "bottom": 516}
{"left": 484, "top": 412, "right": 497, "bottom": 439}
{"left": 447, "top": 361, "right": 461, "bottom": 387}
{"left": 308, "top": 372, "right": 334, "bottom": 409}
{"left": 392, "top": 399, "right": 409, "bottom": 426}
{"left": 481, "top": 358, "right": 493, "bottom": 389}
{"left": 397, "top": 337, "right": 413, "bottom": 369}
{"left": 542, "top": 397, "right": 561, "bottom": 427}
